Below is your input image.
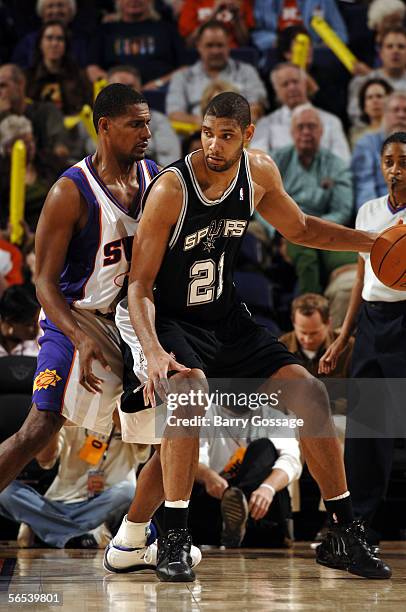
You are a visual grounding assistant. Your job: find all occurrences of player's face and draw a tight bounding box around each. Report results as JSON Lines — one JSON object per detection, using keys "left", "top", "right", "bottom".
{"left": 293, "top": 311, "right": 329, "bottom": 352}
{"left": 201, "top": 117, "right": 251, "bottom": 172}
{"left": 108, "top": 103, "right": 151, "bottom": 163}
{"left": 381, "top": 142, "right": 406, "bottom": 199}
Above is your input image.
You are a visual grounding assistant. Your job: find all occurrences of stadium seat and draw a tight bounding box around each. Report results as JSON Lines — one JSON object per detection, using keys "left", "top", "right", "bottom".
{"left": 239, "top": 232, "right": 264, "bottom": 268}
{"left": 0, "top": 394, "right": 32, "bottom": 442}
{"left": 143, "top": 89, "right": 167, "bottom": 114}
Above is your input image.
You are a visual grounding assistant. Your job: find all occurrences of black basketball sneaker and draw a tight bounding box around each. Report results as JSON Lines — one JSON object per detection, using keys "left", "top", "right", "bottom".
{"left": 156, "top": 528, "right": 195, "bottom": 582}
{"left": 316, "top": 520, "right": 392, "bottom": 579}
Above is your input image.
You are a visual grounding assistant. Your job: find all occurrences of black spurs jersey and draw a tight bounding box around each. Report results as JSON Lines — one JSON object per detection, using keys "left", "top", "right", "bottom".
{"left": 148, "top": 149, "right": 255, "bottom": 322}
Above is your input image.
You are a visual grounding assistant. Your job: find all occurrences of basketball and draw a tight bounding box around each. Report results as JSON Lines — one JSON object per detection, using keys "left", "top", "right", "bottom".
{"left": 371, "top": 224, "right": 406, "bottom": 290}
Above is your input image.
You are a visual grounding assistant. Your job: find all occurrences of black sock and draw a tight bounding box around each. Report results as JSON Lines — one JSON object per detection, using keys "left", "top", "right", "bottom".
{"left": 324, "top": 494, "right": 354, "bottom": 525}
{"left": 165, "top": 507, "right": 189, "bottom": 531}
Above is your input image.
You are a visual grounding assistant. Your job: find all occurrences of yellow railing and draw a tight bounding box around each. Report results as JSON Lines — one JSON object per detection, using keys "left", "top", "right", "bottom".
{"left": 311, "top": 16, "right": 358, "bottom": 73}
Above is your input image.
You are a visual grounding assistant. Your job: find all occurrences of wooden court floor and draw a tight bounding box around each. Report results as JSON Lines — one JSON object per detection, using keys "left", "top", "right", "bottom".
{"left": 1, "top": 543, "right": 406, "bottom": 611}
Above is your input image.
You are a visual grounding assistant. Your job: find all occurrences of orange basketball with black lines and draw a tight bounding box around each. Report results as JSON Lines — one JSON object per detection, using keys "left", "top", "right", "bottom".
{"left": 370, "top": 224, "right": 406, "bottom": 290}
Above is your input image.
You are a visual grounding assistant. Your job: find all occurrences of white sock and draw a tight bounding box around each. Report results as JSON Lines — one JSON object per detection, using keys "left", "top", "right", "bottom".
{"left": 164, "top": 500, "right": 190, "bottom": 508}
{"left": 325, "top": 491, "right": 350, "bottom": 501}
{"left": 113, "top": 515, "right": 151, "bottom": 548}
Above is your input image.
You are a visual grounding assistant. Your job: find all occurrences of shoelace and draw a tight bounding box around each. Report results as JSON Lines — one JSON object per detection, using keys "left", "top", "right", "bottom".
{"left": 345, "top": 520, "right": 375, "bottom": 555}
{"left": 163, "top": 531, "right": 190, "bottom": 562}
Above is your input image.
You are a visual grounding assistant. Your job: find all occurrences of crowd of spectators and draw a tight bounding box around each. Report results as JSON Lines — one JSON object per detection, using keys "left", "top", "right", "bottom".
{"left": 1, "top": 0, "right": 406, "bottom": 548}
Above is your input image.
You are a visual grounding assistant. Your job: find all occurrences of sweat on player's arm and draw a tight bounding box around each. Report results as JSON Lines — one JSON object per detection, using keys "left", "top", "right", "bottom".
{"left": 249, "top": 149, "right": 375, "bottom": 253}
{"left": 128, "top": 172, "right": 191, "bottom": 406}
{"left": 35, "top": 177, "right": 111, "bottom": 394}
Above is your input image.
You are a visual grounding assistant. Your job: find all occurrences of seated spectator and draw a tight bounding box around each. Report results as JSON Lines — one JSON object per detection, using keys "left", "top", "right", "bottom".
{"left": 12, "top": 0, "right": 91, "bottom": 69}
{"left": 0, "top": 415, "right": 149, "bottom": 548}
{"left": 0, "top": 285, "right": 39, "bottom": 356}
{"left": 350, "top": 78, "right": 393, "bottom": 147}
{"left": 25, "top": 20, "right": 92, "bottom": 116}
{"left": 280, "top": 293, "right": 354, "bottom": 379}
{"left": 0, "top": 64, "right": 69, "bottom": 160}
{"left": 87, "top": 0, "right": 185, "bottom": 90}
{"left": 273, "top": 105, "right": 353, "bottom": 294}
{"left": 352, "top": 90, "right": 406, "bottom": 210}
{"left": 178, "top": 0, "right": 254, "bottom": 48}
{"left": 368, "top": 0, "right": 406, "bottom": 45}
{"left": 251, "top": 63, "right": 350, "bottom": 162}
{"left": 190, "top": 403, "right": 301, "bottom": 547}
{"left": 348, "top": 27, "right": 406, "bottom": 127}
{"left": 252, "top": 0, "right": 348, "bottom": 67}
{"left": 0, "top": 115, "right": 60, "bottom": 229}
{"left": 107, "top": 65, "right": 181, "bottom": 167}
{"left": 166, "top": 20, "right": 267, "bottom": 126}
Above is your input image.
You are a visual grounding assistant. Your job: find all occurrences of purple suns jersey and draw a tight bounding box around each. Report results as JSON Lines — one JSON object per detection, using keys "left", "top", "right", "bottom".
{"left": 59, "top": 155, "right": 159, "bottom": 314}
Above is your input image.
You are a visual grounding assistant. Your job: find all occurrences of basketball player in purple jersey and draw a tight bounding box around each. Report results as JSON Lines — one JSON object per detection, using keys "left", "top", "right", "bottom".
{"left": 0, "top": 85, "right": 188, "bottom": 566}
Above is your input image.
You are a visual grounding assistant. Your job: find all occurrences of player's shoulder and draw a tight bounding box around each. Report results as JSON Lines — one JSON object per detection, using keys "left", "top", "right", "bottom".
{"left": 247, "top": 148, "right": 279, "bottom": 180}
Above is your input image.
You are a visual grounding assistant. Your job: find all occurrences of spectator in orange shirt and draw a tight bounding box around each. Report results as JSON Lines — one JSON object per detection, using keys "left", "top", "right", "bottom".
{"left": 179, "top": 0, "right": 254, "bottom": 48}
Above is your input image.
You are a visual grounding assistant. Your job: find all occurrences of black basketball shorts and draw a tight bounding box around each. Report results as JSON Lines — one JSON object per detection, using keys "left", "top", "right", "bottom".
{"left": 155, "top": 302, "right": 299, "bottom": 379}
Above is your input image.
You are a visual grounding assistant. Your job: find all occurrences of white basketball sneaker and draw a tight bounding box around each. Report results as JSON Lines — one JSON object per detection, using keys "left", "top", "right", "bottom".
{"left": 103, "top": 540, "right": 202, "bottom": 573}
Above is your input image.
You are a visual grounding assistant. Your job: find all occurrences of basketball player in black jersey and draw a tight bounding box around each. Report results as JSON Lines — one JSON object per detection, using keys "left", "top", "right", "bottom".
{"left": 127, "top": 92, "right": 391, "bottom": 581}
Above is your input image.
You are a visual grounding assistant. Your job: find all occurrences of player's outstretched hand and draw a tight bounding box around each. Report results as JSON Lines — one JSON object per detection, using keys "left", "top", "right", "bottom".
{"left": 144, "top": 350, "right": 191, "bottom": 407}
{"left": 75, "top": 331, "right": 111, "bottom": 394}
{"left": 318, "top": 335, "right": 347, "bottom": 375}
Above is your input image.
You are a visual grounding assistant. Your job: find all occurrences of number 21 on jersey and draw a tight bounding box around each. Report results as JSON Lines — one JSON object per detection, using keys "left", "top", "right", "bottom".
{"left": 187, "top": 253, "right": 225, "bottom": 306}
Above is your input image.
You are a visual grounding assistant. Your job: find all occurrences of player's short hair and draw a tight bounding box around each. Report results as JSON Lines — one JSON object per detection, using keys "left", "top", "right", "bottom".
{"left": 291, "top": 293, "right": 330, "bottom": 324}
{"left": 203, "top": 92, "right": 251, "bottom": 130}
{"left": 0, "top": 286, "right": 39, "bottom": 323}
{"left": 381, "top": 130, "right": 406, "bottom": 154}
{"left": 93, "top": 83, "right": 148, "bottom": 132}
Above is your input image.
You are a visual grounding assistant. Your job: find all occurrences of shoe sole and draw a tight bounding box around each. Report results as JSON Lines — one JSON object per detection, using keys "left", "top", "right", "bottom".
{"left": 221, "top": 488, "right": 248, "bottom": 546}
{"left": 316, "top": 558, "right": 391, "bottom": 579}
{"left": 156, "top": 570, "right": 196, "bottom": 583}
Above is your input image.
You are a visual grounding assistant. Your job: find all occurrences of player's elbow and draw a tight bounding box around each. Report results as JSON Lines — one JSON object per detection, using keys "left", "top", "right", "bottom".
{"left": 283, "top": 215, "right": 308, "bottom": 244}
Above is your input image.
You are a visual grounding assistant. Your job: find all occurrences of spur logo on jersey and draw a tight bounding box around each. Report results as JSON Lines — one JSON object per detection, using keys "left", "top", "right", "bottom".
{"left": 33, "top": 369, "right": 62, "bottom": 391}
{"left": 184, "top": 219, "right": 247, "bottom": 252}
{"left": 103, "top": 236, "right": 134, "bottom": 267}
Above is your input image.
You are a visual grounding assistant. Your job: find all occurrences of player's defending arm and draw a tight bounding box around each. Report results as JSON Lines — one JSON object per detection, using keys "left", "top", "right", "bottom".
{"left": 127, "top": 173, "right": 190, "bottom": 406}
{"left": 251, "top": 150, "right": 375, "bottom": 253}
{"left": 35, "top": 178, "right": 110, "bottom": 394}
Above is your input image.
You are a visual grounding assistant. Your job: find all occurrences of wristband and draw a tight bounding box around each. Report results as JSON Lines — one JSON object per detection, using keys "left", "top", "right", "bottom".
{"left": 259, "top": 483, "right": 275, "bottom": 496}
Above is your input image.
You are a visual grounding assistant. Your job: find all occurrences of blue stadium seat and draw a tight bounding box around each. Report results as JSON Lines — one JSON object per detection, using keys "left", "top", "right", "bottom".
{"left": 0, "top": 356, "right": 36, "bottom": 394}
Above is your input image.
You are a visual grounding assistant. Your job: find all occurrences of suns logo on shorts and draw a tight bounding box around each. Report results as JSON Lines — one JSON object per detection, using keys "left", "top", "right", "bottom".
{"left": 33, "top": 369, "right": 62, "bottom": 391}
